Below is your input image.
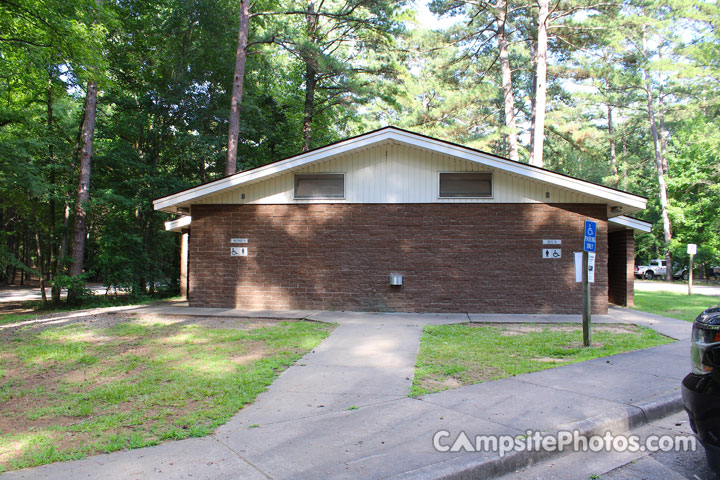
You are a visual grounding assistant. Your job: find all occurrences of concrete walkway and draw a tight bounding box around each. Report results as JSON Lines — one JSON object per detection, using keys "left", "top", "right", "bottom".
{"left": 2, "top": 307, "right": 692, "bottom": 480}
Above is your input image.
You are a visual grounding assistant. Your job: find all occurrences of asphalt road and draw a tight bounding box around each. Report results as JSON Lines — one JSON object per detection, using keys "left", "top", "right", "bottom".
{"left": 0, "top": 284, "right": 110, "bottom": 303}
{"left": 500, "top": 411, "right": 718, "bottom": 480}
{"left": 635, "top": 280, "right": 720, "bottom": 296}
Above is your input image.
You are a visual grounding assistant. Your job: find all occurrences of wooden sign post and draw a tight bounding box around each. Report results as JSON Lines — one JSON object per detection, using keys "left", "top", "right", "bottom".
{"left": 688, "top": 244, "right": 697, "bottom": 296}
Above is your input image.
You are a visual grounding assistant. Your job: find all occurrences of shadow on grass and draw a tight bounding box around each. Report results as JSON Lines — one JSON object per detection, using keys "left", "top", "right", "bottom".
{"left": 0, "top": 315, "right": 333, "bottom": 472}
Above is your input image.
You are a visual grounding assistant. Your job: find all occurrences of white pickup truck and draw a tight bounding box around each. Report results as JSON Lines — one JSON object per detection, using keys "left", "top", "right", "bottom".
{"left": 635, "top": 259, "right": 688, "bottom": 280}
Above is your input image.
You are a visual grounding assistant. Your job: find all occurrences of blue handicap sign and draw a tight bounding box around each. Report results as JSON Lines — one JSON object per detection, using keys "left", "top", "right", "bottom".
{"left": 584, "top": 220, "right": 597, "bottom": 252}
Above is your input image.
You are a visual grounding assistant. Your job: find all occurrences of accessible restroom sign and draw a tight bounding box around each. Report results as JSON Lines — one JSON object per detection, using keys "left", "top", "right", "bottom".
{"left": 584, "top": 220, "right": 597, "bottom": 253}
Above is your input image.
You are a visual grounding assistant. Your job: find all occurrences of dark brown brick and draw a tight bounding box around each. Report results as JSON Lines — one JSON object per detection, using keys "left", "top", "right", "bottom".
{"left": 188, "top": 203, "right": 609, "bottom": 314}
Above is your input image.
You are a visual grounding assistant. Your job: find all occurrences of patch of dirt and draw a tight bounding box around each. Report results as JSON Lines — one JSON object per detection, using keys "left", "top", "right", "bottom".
{"left": 0, "top": 302, "right": 36, "bottom": 316}
{"left": 531, "top": 357, "right": 568, "bottom": 363}
{"left": 560, "top": 341, "right": 605, "bottom": 349}
{"left": 231, "top": 351, "right": 265, "bottom": 366}
{"left": 422, "top": 376, "right": 463, "bottom": 392}
{"left": 594, "top": 325, "right": 637, "bottom": 334}
{"left": 418, "top": 363, "right": 504, "bottom": 395}
{"left": 0, "top": 311, "right": 299, "bottom": 338}
{"left": 137, "top": 314, "right": 294, "bottom": 330}
{"left": 475, "top": 323, "right": 637, "bottom": 336}
{"left": 498, "top": 325, "right": 547, "bottom": 336}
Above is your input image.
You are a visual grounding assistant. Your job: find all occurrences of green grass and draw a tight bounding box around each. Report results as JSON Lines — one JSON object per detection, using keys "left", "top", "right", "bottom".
{"left": 410, "top": 323, "right": 672, "bottom": 397}
{"left": 0, "top": 316, "right": 333, "bottom": 471}
{"left": 0, "top": 313, "right": 44, "bottom": 326}
{"left": 632, "top": 291, "right": 719, "bottom": 322}
{"left": 0, "top": 294, "right": 181, "bottom": 326}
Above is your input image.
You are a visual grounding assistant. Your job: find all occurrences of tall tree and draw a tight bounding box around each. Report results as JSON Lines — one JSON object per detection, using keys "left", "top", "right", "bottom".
{"left": 68, "top": 81, "right": 97, "bottom": 282}
{"left": 640, "top": 26, "right": 673, "bottom": 280}
{"left": 68, "top": 0, "right": 108, "bottom": 301}
{"left": 528, "top": 0, "right": 548, "bottom": 167}
{"left": 497, "top": 0, "right": 519, "bottom": 161}
{"left": 226, "top": 0, "right": 251, "bottom": 175}
{"left": 430, "top": 0, "right": 522, "bottom": 160}
{"left": 274, "top": 0, "right": 402, "bottom": 151}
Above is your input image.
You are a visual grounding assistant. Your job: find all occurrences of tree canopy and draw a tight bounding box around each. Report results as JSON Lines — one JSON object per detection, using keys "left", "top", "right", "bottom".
{"left": 1, "top": 0, "right": 718, "bottom": 300}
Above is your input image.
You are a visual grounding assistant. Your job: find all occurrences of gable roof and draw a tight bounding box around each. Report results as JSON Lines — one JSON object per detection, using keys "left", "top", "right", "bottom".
{"left": 153, "top": 126, "right": 647, "bottom": 215}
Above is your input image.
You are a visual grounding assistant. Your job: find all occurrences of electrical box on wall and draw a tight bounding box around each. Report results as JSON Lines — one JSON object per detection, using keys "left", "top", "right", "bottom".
{"left": 389, "top": 273, "right": 403, "bottom": 286}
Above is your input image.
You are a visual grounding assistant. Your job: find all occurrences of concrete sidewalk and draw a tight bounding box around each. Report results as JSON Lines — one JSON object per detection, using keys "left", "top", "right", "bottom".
{"left": 2, "top": 307, "right": 691, "bottom": 480}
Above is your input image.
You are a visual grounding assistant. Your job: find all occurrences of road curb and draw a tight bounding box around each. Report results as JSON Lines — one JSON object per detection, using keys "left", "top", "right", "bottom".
{"left": 391, "top": 392, "right": 684, "bottom": 480}
{"left": 633, "top": 391, "right": 685, "bottom": 424}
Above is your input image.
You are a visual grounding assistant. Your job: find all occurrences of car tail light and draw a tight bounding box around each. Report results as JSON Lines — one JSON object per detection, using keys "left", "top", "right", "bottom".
{"left": 691, "top": 307, "right": 720, "bottom": 375}
{"left": 691, "top": 326, "right": 720, "bottom": 374}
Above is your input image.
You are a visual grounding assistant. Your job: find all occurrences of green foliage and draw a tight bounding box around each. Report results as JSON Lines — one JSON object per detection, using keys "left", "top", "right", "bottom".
{"left": 0, "top": 0, "right": 718, "bottom": 293}
{"left": 666, "top": 116, "right": 720, "bottom": 265}
{"left": 52, "top": 274, "right": 92, "bottom": 304}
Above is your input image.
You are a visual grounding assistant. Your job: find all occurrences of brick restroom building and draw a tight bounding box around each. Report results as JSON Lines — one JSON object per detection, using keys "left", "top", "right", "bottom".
{"left": 154, "top": 127, "right": 650, "bottom": 314}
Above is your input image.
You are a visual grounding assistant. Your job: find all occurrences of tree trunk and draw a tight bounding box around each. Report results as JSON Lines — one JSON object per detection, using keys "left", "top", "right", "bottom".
{"left": 607, "top": 103, "right": 618, "bottom": 185}
{"left": 657, "top": 91, "right": 670, "bottom": 175}
{"left": 10, "top": 225, "right": 18, "bottom": 284}
{"left": 29, "top": 197, "right": 47, "bottom": 304}
{"left": 496, "top": 0, "right": 519, "bottom": 161}
{"left": 21, "top": 227, "right": 29, "bottom": 285}
{"left": 302, "top": 3, "right": 319, "bottom": 153}
{"left": 68, "top": 81, "right": 98, "bottom": 302}
{"left": 225, "top": 0, "right": 250, "bottom": 176}
{"left": 47, "top": 80, "right": 62, "bottom": 302}
{"left": 528, "top": 39, "right": 538, "bottom": 165}
{"left": 643, "top": 68, "right": 673, "bottom": 282}
{"left": 54, "top": 201, "right": 71, "bottom": 303}
{"left": 302, "top": 65, "right": 317, "bottom": 152}
{"left": 656, "top": 51, "right": 669, "bottom": 175}
{"left": 529, "top": 0, "right": 549, "bottom": 168}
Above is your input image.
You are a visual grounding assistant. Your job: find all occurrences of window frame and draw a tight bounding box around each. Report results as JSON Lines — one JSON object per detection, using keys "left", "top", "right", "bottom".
{"left": 293, "top": 172, "right": 346, "bottom": 200}
{"left": 437, "top": 171, "right": 494, "bottom": 199}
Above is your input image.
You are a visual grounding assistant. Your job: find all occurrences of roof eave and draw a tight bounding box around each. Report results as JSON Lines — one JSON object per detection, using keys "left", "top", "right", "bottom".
{"left": 608, "top": 215, "right": 652, "bottom": 233}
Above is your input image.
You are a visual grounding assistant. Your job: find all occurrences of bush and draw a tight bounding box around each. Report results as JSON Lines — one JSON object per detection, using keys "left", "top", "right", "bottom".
{"left": 52, "top": 274, "right": 93, "bottom": 305}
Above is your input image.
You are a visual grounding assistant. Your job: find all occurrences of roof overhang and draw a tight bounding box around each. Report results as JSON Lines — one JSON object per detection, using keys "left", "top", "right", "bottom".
{"left": 164, "top": 215, "right": 191, "bottom": 232}
{"left": 154, "top": 127, "right": 647, "bottom": 216}
{"left": 163, "top": 214, "right": 652, "bottom": 235}
{"left": 608, "top": 215, "right": 652, "bottom": 233}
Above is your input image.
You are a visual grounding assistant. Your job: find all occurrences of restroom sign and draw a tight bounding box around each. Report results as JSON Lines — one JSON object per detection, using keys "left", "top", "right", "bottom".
{"left": 231, "top": 247, "right": 248, "bottom": 257}
{"left": 543, "top": 248, "right": 562, "bottom": 259}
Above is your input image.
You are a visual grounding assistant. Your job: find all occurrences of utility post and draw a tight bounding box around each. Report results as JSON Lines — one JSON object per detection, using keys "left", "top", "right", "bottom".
{"left": 583, "top": 220, "right": 597, "bottom": 347}
{"left": 582, "top": 250, "right": 590, "bottom": 346}
{"left": 688, "top": 243, "right": 697, "bottom": 296}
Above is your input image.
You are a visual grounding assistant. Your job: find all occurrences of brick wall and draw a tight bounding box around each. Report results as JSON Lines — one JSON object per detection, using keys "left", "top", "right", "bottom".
{"left": 608, "top": 229, "right": 635, "bottom": 307}
{"left": 188, "top": 203, "right": 609, "bottom": 314}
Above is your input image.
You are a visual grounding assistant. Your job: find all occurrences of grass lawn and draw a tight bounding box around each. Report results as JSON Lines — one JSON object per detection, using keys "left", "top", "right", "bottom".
{"left": 0, "top": 312, "right": 333, "bottom": 472}
{"left": 632, "top": 290, "right": 719, "bottom": 322}
{"left": 411, "top": 323, "right": 672, "bottom": 396}
{"left": 0, "top": 293, "right": 180, "bottom": 326}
